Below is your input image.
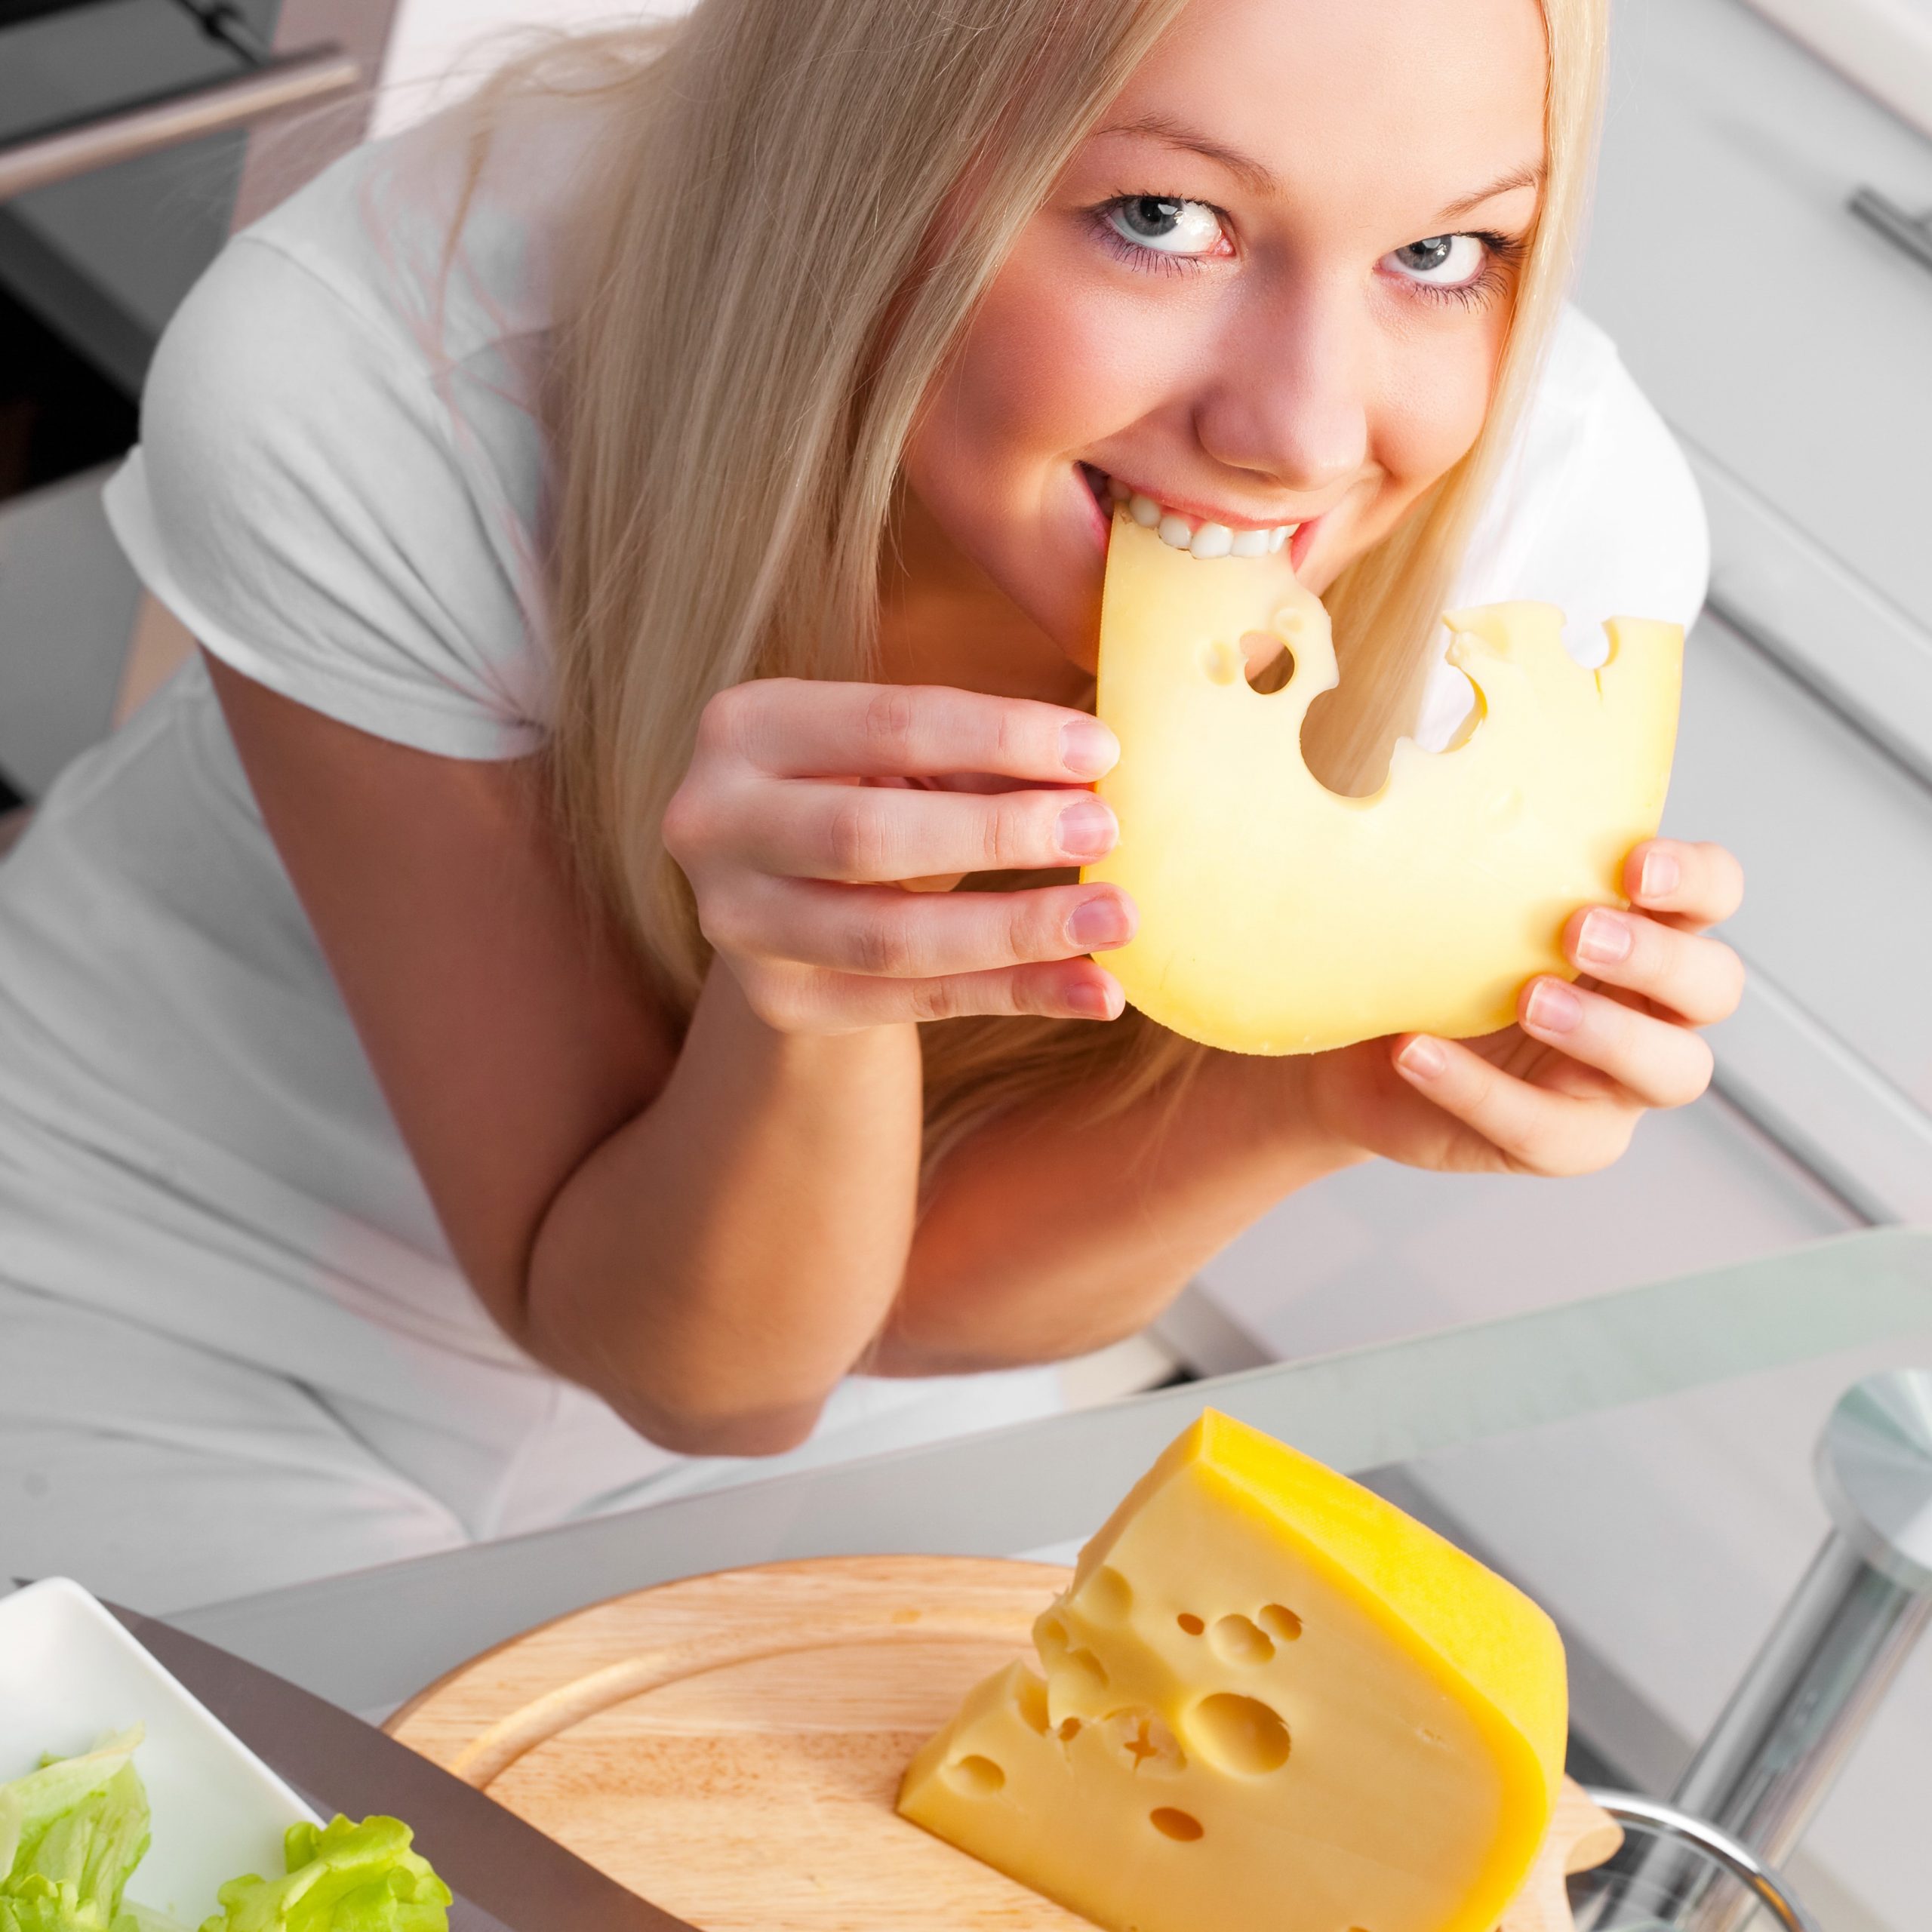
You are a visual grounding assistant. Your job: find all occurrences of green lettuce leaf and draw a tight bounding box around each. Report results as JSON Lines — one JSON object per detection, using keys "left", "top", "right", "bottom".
{"left": 2, "top": 1734, "right": 152, "bottom": 1932}
{"left": 197, "top": 1818, "right": 450, "bottom": 1932}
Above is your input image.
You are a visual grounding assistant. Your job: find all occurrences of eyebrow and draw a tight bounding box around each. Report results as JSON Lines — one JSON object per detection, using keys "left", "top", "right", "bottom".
{"left": 1092, "top": 112, "right": 1281, "bottom": 196}
{"left": 1435, "top": 164, "right": 1545, "bottom": 221}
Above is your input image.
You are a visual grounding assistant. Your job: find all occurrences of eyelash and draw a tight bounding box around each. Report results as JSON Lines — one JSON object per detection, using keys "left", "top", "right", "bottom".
{"left": 1087, "top": 195, "right": 1528, "bottom": 309}
{"left": 1087, "top": 193, "right": 1223, "bottom": 278}
{"left": 1407, "top": 230, "right": 1527, "bottom": 311}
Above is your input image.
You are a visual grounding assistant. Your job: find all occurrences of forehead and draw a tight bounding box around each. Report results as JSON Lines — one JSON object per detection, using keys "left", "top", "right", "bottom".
{"left": 1102, "top": 0, "right": 1548, "bottom": 222}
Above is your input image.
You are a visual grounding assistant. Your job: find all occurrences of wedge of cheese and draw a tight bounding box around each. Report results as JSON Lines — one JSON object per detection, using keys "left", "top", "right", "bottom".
{"left": 1081, "top": 511, "right": 1683, "bottom": 1054}
{"left": 899, "top": 1411, "right": 1567, "bottom": 1932}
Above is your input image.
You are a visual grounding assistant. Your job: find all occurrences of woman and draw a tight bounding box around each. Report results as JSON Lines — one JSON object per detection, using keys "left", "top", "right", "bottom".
{"left": 0, "top": 0, "right": 1742, "bottom": 1611}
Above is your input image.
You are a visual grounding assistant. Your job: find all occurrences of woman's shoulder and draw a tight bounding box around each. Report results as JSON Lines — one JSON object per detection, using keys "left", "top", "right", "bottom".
{"left": 1460, "top": 303, "right": 1711, "bottom": 641}
{"left": 242, "top": 88, "right": 608, "bottom": 368}
{"left": 103, "top": 97, "right": 613, "bottom": 759}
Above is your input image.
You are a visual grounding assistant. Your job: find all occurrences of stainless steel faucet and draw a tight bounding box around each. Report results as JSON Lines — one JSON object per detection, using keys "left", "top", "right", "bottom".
{"left": 1583, "top": 1367, "right": 1932, "bottom": 1930}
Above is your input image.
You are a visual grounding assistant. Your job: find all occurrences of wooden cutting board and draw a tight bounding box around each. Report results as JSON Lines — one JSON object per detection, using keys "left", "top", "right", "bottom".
{"left": 386, "top": 1555, "right": 1620, "bottom": 1932}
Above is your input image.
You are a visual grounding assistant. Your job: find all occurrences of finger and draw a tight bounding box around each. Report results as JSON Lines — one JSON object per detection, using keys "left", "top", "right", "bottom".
{"left": 1392, "top": 1033, "right": 1633, "bottom": 1177}
{"left": 706, "top": 678, "right": 1119, "bottom": 783}
{"left": 743, "top": 957, "right": 1127, "bottom": 1030}
{"left": 1517, "top": 977, "right": 1715, "bottom": 1111}
{"left": 712, "top": 877, "right": 1137, "bottom": 979}
{"left": 728, "top": 780, "right": 1118, "bottom": 884}
{"left": 1564, "top": 907, "right": 1746, "bottom": 1027}
{"left": 1624, "top": 839, "right": 1744, "bottom": 931}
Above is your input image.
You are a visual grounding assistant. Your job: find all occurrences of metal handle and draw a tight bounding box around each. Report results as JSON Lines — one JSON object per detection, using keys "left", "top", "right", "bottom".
{"left": 1848, "top": 186, "right": 1932, "bottom": 276}
{"left": 1582, "top": 1792, "right": 1825, "bottom": 1932}
{"left": 0, "top": 45, "right": 361, "bottom": 202}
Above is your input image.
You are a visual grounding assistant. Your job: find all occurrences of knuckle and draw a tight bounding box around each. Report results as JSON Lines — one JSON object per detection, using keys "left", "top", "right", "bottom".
{"left": 694, "top": 891, "right": 759, "bottom": 961}
{"left": 1009, "top": 894, "right": 1069, "bottom": 965}
{"left": 981, "top": 797, "right": 1039, "bottom": 872}
{"left": 825, "top": 795, "right": 892, "bottom": 880}
{"left": 850, "top": 908, "right": 921, "bottom": 978}
{"left": 696, "top": 681, "right": 757, "bottom": 757}
{"left": 1571, "top": 1122, "right": 1635, "bottom": 1177}
{"left": 736, "top": 967, "right": 803, "bottom": 1032}
{"left": 863, "top": 684, "right": 924, "bottom": 766}
{"left": 660, "top": 783, "right": 717, "bottom": 864}
{"left": 1712, "top": 945, "right": 1747, "bottom": 1020}
{"left": 1670, "top": 1035, "right": 1716, "bottom": 1108}
{"left": 908, "top": 977, "right": 971, "bottom": 1023}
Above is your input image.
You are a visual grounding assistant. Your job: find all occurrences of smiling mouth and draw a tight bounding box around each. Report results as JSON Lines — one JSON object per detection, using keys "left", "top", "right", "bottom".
{"left": 1081, "top": 465, "right": 1300, "bottom": 560}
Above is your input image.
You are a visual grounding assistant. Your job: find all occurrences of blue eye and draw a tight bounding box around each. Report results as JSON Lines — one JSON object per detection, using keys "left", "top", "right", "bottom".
{"left": 1105, "top": 195, "right": 1226, "bottom": 258}
{"left": 1383, "top": 233, "right": 1488, "bottom": 288}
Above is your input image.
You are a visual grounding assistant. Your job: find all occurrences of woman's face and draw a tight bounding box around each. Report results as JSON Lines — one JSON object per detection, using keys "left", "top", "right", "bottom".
{"left": 901, "top": 0, "right": 1549, "bottom": 673}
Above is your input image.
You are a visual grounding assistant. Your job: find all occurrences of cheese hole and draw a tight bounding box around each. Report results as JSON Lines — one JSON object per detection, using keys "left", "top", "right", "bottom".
{"left": 1084, "top": 1564, "right": 1134, "bottom": 1623}
{"left": 1058, "top": 1718, "right": 1083, "bottom": 1742}
{"left": 1260, "top": 1603, "right": 1303, "bottom": 1642}
{"left": 1103, "top": 1709, "right": 1186, "bottom": 1777}
{"left": 946, "top": 1755, "right": 1005, "bottom": 1798}
{"left": 1209, "top": 1614, "right": 1275, "bottom": 1666}
{"left": 1036, "top": 1616, "right": 1070, "bottom": 1667}
{"left": 1149, "top": 1807, "right": 1204, "bottom": 1842}
{"left": 1014, "top": 1674, "right": 1050, "bottom": 1736}
{"left": 1243, "top": 635, "right": 1295, "bottom": 695}
{"left": 1189, "top": 1693, "right": 1291, "bottom": 1776}
{"left": 1176, "top": 1613, "right": 1206, "bottom": 1635}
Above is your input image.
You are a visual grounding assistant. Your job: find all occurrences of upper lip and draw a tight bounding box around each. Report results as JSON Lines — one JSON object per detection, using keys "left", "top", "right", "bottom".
{"left": 1094, "top": 469, "right": 1317, "bottom": 533}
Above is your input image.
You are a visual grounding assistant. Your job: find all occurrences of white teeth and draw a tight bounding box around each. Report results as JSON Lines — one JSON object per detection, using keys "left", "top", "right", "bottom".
{"left": 1102, "top": 472, "right": 1303, "bottom": 561}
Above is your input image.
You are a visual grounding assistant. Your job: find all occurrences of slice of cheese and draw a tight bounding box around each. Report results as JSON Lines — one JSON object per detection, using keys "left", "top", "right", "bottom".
{"left": 1081, "top": 512, "right": 1683, "bottom": 1054}
{"left": 899, "top": 1410, "right": 1567, "bottom": 1932}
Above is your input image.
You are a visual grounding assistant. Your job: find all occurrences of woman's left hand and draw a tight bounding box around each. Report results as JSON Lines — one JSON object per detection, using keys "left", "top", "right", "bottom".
{"left": 1303, "top": 838, "right": 1746, "bottom": 1178}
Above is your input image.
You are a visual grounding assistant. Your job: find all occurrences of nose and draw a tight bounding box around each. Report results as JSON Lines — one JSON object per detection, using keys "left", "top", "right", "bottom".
{"left": 1192, "top": 275, "right": 1369, "bottom": 498}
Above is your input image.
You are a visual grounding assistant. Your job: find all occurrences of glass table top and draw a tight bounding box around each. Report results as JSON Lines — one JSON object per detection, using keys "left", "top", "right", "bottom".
{"left": 168, "top": 1226, "right": 1932, "bottom": 1712}
{"left": 150, "top": 1224, "right": 1932, "bottom": 1931}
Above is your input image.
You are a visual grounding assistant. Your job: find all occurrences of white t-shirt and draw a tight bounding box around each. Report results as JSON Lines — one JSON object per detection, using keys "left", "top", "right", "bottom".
{"left": 0, "top": 103, "right": 1708, "bottom": 1534}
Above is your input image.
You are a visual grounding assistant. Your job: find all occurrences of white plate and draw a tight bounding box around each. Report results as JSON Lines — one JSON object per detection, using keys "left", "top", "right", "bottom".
{"left": 0, "top": 1578, "right": 320, "bottom": 1928}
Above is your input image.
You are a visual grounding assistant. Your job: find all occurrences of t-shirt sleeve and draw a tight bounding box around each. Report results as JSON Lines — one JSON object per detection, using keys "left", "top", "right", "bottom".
{"left": 102, "top": 232, "right": 547, "bottom": 761}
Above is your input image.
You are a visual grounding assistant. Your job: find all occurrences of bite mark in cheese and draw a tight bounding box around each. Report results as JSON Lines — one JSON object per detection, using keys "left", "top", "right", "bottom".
{"left": 898, "top": 1411, "right": 1567, "bottom": 1932}
{"left": 1081, "top": 511, "right": 1684, "bottom": 1055}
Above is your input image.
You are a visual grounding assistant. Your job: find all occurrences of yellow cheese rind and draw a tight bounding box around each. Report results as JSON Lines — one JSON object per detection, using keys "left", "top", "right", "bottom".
{"left": 898, "top": 1408, "right": 1567, "bottom": 1932}
{"left": 1081, "top": 512, "right": 1684, "bottom": 1054}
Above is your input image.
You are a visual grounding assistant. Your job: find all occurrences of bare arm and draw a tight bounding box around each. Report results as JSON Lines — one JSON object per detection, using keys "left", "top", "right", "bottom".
{"left": 211, "top": 659, "right": 1334, "bottom": 1454}
{"left": 207, "top": 656, "right": 1740, "bottom": 1454}
{"left": 206, "top": 658, "right": 939, "bottom": 1454}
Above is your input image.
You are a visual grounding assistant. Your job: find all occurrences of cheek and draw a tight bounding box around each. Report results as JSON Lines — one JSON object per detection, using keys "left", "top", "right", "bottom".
{"left": 909, "top": 234, "right": 1168, "bottom": 508}
{"left": 1374, "top": 318, "right": 1503, "bottom": 497}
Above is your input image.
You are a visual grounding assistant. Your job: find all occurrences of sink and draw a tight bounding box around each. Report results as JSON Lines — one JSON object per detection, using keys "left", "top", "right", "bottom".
{"left": 1742, "top": 0, "right": 1932, "bottom": 144}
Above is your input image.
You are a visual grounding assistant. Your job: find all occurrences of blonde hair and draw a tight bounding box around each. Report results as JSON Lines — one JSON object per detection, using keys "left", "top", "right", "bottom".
{"left": 474, "top": 0, "right": 1608, "bottom": 1174}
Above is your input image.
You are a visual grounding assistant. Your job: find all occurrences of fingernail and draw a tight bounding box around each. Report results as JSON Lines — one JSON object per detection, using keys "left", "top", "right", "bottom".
{"left": 1526, "top": 979, "right": 1583, "bottom": 1033}
{"left": 1576, "top": 909, "right": 1632, "bottom": 966}
{"left": 1641, "top": 849, "right": 1681, "bottom": 900}
{"left": 1057, "top": 798, "right": 1118, "bottom": 860}
{"left": 1398, "top": 1037, "right": 1447, "bottom": 1078}
{"left": 1061, "top": 718, "right": 1120, "bottom": 779}
{"left": 1066, "top": 978, "right": 1121, "bottom": 1021}
{"left": 1069, "top": 893, "right": 1134, "bottom": 951}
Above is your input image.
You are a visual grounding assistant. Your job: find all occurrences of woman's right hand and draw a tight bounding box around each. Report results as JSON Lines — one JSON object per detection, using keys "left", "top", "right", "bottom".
{"left": 663, "top": 678, "right": 1138, "bottom": 1032}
